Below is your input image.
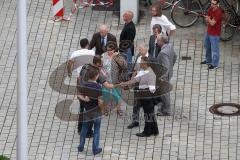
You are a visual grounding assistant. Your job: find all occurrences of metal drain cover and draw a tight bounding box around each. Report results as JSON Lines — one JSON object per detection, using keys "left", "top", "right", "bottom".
{"left": 181, "top": 56, "right": 191, "bottom": 60}
{"left": 209, "top": 103, "right": 240, "bottom": 116}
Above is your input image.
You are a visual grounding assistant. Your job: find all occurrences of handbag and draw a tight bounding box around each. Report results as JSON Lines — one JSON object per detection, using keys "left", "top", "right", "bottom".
{"left": 113, "top": 54, "right": 128, "bottom": 82}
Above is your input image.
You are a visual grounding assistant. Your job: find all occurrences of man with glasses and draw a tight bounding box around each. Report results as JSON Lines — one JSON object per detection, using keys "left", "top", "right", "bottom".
{"left": 201, "top": 0, "right": 223, "bottom": 70}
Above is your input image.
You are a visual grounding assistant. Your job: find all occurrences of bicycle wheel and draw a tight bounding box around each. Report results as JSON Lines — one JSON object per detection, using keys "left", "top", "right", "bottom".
{"left": 161, "top": 0, "right": 175, "bottom": 10}
{"left": 171, "top": 0, "right": 202, "bottom": 28}
{"left": 220, "top": 7, "right": 236, "bottom": 41}
{"left": 220, "top": 24, "right": 235, "bottom": 41}
{"left": 226, "top": 0, "right": 239, "bottom": 13}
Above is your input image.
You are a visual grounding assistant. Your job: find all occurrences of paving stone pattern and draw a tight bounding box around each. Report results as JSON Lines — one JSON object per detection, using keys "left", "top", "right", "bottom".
{"left": 0, "top": 0, "right": 240, "bottom": 159}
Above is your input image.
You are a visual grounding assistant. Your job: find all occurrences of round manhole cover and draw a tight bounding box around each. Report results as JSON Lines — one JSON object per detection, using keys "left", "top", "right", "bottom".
{"left": 209, "top": 103, "right": 240, "bottom": 116}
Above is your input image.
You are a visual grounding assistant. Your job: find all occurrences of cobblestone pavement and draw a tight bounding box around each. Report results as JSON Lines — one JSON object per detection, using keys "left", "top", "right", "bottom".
{"left": 1, "top": 0, "right": 240, "bottom": 159}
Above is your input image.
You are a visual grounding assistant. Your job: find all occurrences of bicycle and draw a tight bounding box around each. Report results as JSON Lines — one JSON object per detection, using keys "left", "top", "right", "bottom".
{"left": 161, "top": 0, "right": 209, "bottom": 10}
{"left": 220, "top": 1, "right": 240, "bottom": 40}
{"left": 169, "top": 0, "right": 210, "bottom": 28}
{"left": 226, "top": 0, "right": 239, "bottom": 13}
{"left": 160, "top": 0, "right": 175, "bottom": 10}
{"left": 169, "top": 0, "right": 239, "bottom": 28}
{"left": 161, "top": 0, "right": 239, "bottom": 12}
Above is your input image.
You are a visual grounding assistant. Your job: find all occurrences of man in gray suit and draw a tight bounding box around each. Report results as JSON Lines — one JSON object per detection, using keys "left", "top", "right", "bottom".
{"left": 148, "top": 24, "right": 162, "bottom": 58}
{"left": 156, "top": 35, "right": 177, "bottom": 116}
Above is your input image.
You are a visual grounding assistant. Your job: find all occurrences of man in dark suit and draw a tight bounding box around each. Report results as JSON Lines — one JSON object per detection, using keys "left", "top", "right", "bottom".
{"left": 120, "top": 11, "right": 136, "bottom": 77}
{"left": 89, "top": 24, "right": 117, "bottom": 56}
{"left": 148, "top": 24, "right": 162, "bottom": 58}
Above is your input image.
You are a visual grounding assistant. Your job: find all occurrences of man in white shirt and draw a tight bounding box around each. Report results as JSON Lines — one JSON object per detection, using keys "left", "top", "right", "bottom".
{"left": 66, "top": 38, "right": 95, "bottom": 137}
{"left": 67, "top": 38, "right": 95, "bottom": 78}
{"left": 118, "top": 57, "right": 159, "bottom": 137}
{"left": 151, "top": 4, "right": 176, "bottom": 36}
{"left": 126, "top": 45, "right": 154, "bottom": 130}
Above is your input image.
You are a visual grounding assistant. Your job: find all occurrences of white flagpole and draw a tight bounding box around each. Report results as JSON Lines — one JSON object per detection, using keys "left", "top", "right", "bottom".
{"left": 17, "top": 0, "right": 28, "bottom": 159}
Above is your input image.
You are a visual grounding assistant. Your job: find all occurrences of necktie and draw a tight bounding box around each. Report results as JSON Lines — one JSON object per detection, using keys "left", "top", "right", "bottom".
{"left": 124, "top": 23, "right": 127, "bottom": 29}
{"left": 101, "top": 37, "right": 105, "bottom": 47}
{"left": 153, "top": 43, "right": 158, "bottom": 58}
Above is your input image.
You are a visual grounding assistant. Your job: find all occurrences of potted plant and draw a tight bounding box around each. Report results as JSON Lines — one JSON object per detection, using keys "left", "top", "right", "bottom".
{"left": 0, "top": 155, "right": 10, "bottom": 160}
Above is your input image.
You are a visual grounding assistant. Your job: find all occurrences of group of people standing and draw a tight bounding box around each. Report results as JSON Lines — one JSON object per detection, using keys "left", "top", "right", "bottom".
{"left": 65, "top": 0, "right": 224, "bottom": 156}
{"left": 124, "top": 4, "right": 177, "bottom": 134}
{"left": 67, "top": 4, "right": 177, "bottom": 155}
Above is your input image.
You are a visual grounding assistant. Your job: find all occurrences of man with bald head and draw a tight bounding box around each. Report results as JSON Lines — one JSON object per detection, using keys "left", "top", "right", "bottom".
{"left": 89, "top": 24, "right": 117, "bottom": 56}
{"left": 120, "top": 11, "right": 136, "bottom": 77}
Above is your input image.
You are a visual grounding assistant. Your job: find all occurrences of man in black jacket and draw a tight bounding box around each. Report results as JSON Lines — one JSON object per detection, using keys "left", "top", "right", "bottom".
{"left": 120, "top": 11, "right": 136, "bottom": 77}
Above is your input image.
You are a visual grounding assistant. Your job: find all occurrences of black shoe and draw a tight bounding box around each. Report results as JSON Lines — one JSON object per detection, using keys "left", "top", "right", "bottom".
{"left": 152, "top": 132, "right": 159, "bottom": 136}
{"left": 78, "top": 146, "right": 84, "bottom": 152}
{"left": 136, "top": 132, "right": 151, "bottom": 137}
{"left": 157, "top": 111, "right": 162, "bottom": 116}
{"left": 208, "top": 65, "right": 215, "bottom": 70}
{"left": 201, "top": 61, "right": 207, "bottom": 64}
{"left": 127, "top": 122, "right": 139, "bottom": 129}
{"left": 93, "top": 148, "right": 102, "bottom": 155}
{"left": 158, "top": 112, "right": 171, "bottom": 116}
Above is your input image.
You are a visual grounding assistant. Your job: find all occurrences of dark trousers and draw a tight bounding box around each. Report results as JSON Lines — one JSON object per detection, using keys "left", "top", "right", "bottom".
{"left": 132, "top": 99, "right": 140, "bottom": 123}
{"left": 139, "top": 97, "right": 159, "bottom": 135}
{"left": 78, "top": 99, "right": 94, "bottom": 135}
{"left": 131, "top": 87, "right": 162, "bottom": 123}
{"left": 132, "top": 83, "right": 140, "bottom": 123}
